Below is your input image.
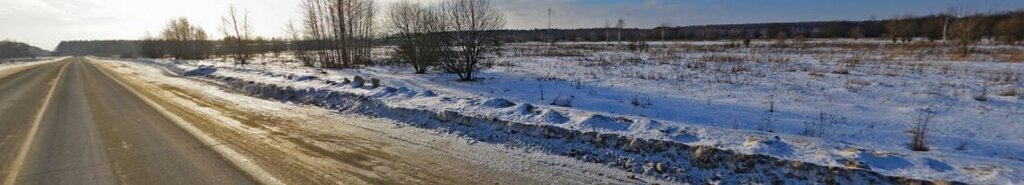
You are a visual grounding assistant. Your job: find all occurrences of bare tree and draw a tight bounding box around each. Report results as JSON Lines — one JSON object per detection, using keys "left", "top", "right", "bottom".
{"left": 300, "top": 0, "right": 376, "bottom": 69}
{"left": 437, "top": 0, "right": 506, "bottom": 81}
{"left": 283, "top": 20, "right": 313, "bottom": 66}
{"left": 942, "top": 8, "right": 957, "bottom": 41}
{"left": 160, "top": 17, "right": 211, "bottom": 60}
{"left": 616, "top": 17, "right": 625, "bottom": 43}
{"left": 222, "top": 4, "right": 255, "bottom": 66}
{"left": 659, "top": 21, "right": 671, "bottom": 41}
{"left": 951, "top": 16, "right": 985, "bottom": 57}
{"left": 386, "top": 0, "right": 447, "bottom": 74}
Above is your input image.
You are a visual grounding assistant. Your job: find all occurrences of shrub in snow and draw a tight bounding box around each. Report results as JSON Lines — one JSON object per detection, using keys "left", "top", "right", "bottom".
{"left": 909, "top": 108, "right": 936, "bottom": 151}
{"left": 629, "top": 94, "right": 653, "bottom": 109}
{"left": 370, "top": 78, "right": 381, "bottom": 88}
{"left": 351, "top": 76, "right": 365, "bottom": 88}
{"left": 481, "top": 98, "right": 515, "bottom": 108}
{"left": 801, "top": 113, "right": 845, "bottom": 138}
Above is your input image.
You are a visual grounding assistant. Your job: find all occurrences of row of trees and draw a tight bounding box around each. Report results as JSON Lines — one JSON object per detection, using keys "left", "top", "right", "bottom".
{"left": 140, "top": 7, "right": 288, "bottom": 63}
{"left": 886, "top": 12, "right": 1024, "bottom": 45}
{"left": 141, "top": 18, "right": 213, "bottom": 60}
{"left": 137, "top": 2, "right": 1017, "bottom": 79}
{"left": 385, "top": 0, "right": 505, "bottom": 80}
{"left": 294, "top": 0, "right": 377, "bottom": 69}
{"left": 485, "top": 10, "right": 1024, "bottom": 44}
{"left": 0, "top": 40, "right": 38, "bottom": 60}
{"left": 139, "top": 0, "right": 506, "bottom": 81}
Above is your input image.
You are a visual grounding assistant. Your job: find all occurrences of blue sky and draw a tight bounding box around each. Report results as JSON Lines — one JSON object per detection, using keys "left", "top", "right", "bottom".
{"left": 2, "top": 0, "right": 1023, "bottom": 49}
{"left": 502, "top": 0, "right": 1024, "bottom": 29}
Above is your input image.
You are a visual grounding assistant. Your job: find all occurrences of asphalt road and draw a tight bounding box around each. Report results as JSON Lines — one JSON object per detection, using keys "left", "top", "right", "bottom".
{"left": 0, "top": 58, "right": 253, "bottom": 185}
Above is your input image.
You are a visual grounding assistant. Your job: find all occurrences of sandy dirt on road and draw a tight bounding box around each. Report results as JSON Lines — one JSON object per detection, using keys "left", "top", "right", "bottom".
{"left": 91, "top": 59, "right": 637, "bottom": 185}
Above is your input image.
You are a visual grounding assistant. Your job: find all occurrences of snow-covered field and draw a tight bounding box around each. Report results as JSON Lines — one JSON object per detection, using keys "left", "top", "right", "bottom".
{"left": 123, "top": 40, "right": 1022, "bottom": 183}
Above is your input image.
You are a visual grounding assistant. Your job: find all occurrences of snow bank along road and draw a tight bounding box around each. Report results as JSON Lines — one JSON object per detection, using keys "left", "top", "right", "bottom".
{"left": 1, "top": 57, "right": 639, "bottom": 184}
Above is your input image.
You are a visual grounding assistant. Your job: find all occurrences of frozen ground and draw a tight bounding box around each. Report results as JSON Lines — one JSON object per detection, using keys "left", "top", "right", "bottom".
{"left": 123, "top": 40, "right": 1022, "bottom": 183}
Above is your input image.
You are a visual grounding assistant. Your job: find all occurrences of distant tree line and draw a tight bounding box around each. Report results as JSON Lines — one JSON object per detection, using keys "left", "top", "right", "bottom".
{"left": 55, "top": 40, "right": 139, "bottom": 57}
{"left": 486, "top": 10, "right": 1024, "bottom": 44}
{"left": 0, "top": 40, "right": 44, "bottom": 60}
{"left": 58, "top": 38, "right": 289, "bottom": 59}
{"left": 54, "top": 7, "right": 1022, "bottom": 79}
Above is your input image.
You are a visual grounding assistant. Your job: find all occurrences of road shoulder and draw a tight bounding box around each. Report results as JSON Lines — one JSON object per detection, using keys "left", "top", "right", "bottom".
{"left": 92, "top": 58, "right": 648, "bottom": 184}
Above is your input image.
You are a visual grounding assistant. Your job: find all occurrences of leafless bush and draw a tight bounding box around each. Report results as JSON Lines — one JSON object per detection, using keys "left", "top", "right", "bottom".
{"left": 386, "top": 0, "right": 447, "bottom": 74}
{"left": 951, "top": 16, "right": 985, "bottom": 58}
{"left": 438, "top": 0, "right": 506, "bottom": 81}
{"left": 300, "top": 0, "right": 376, "bottom": 69}
{"left": 158, "top": 17, "right": 212, "bottom": 59}
{"left": 801, "top": 113, "right": 846, "bottom": 138}
{"left": 629, "top": 94, "right": 653, "bottom": 109}
{"left": 221, "top": 5, "right": 255, "bottom": 66}
{"left": 909, "top": 107, "right": 936, "bottom": 151}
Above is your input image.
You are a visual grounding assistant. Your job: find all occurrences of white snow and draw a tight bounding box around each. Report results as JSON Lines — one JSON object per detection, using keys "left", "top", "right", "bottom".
{"left": 108, "top": 39, "right": 1023, "bottom": 184}
{"left": 0, "top": 57, "right": 64, "bottom": 74}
